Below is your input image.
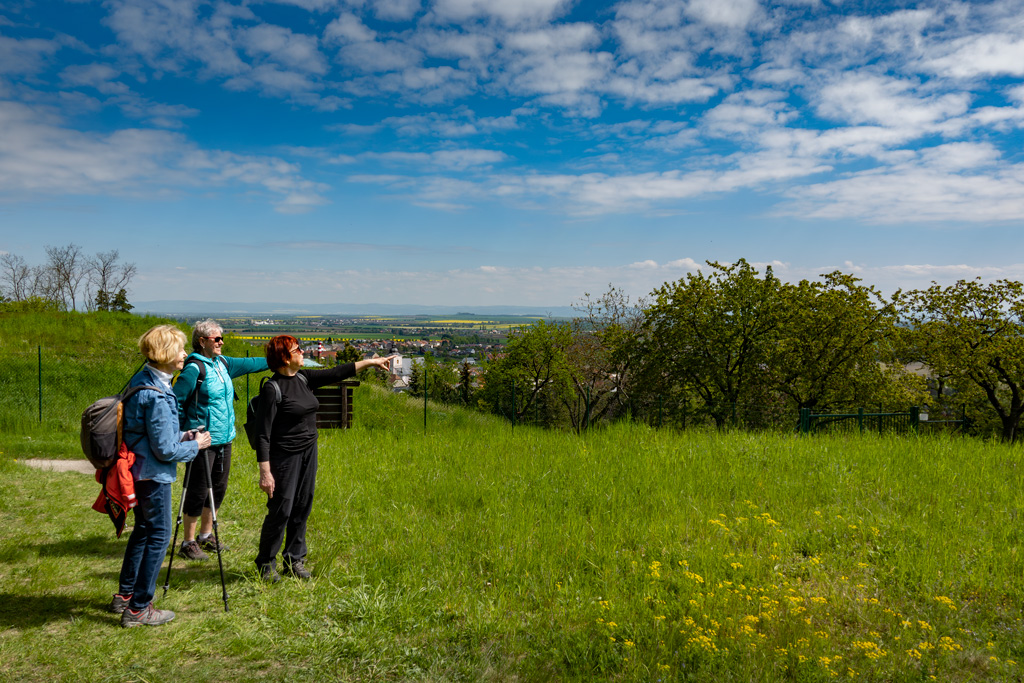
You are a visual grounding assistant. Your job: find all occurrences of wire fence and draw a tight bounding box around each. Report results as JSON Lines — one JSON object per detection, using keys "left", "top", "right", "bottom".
{"left": 1, "top": 347, "right": 272, "bottom": 437}
{"left": 5, "top": 347, "right": 967, "bottom": 441}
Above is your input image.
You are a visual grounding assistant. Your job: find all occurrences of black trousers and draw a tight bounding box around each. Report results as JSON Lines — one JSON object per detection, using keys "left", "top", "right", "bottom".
{"left": 182, "top": 443, "right": 232, "bottom": 517}
{"left": 255, "top": 443, "right": 318, "bottom": 569}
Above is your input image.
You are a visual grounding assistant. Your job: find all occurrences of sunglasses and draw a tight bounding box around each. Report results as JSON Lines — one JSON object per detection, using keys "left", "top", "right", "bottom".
{"left": 204, "top": 336, "right": 224, "bottom": 343}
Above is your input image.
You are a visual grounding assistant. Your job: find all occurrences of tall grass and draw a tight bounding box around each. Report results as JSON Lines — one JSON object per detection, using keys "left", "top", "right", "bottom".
{"left": 0, "top": 311, "right": 267, "bottom": 458}
{"left": 2, "top": 314, "right": 1023, "bottom": 681}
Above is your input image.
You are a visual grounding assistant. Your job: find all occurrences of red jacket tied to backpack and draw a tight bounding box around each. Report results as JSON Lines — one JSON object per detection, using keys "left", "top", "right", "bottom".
{"left": 93, "top": 441, "right": 137, "bottom": 537}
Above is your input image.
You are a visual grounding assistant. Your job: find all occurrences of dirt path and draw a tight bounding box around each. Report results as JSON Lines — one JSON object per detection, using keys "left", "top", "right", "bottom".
{"left": 21, "top": 459, "right": 96, "bottom": 474}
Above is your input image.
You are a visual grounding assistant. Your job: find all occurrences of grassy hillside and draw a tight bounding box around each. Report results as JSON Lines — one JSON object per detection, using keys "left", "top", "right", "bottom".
{"left": 0, "top": 310, "right": 267, "bottom": 458}
{"left": 1, "top": 379, "right": 1022, "bottom": 682}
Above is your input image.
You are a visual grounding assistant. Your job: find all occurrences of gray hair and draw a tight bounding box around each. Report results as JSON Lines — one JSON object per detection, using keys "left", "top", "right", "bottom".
{"left": 191, "top": 319, "right": 223, "bottom": 352}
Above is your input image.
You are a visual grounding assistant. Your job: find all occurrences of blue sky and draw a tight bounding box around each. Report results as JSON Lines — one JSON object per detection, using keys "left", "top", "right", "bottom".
{"left": 2, "top": 0, "right": 1023, "bottom": 308}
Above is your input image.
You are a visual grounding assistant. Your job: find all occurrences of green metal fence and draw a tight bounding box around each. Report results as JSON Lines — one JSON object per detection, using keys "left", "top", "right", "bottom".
{"left": 797, "top": 406, "right": 968, "bottom": 435}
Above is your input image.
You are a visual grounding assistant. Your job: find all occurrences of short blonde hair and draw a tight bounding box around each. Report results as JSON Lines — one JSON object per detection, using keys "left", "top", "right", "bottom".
{"left": 139, "top": 325, "right": 187, "bottom": 365}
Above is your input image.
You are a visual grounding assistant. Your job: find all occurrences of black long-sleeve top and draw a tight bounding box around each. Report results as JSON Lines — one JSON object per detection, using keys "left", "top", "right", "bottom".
{"left": 254, "top": 363, "right": 356, "bottom": 463}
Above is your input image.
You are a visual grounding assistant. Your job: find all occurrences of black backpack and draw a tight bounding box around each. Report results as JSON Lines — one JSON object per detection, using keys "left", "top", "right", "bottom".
{"left": 81, "top": 385, "right": 161, "bottom": 469}
{"left": 243, "top": 374, "right": 306, "bottom": 450}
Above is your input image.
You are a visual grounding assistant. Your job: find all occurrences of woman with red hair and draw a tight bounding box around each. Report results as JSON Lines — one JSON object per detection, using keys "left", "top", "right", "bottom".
{"left": 253, "top": 335, "right": 393, "bottom": 582}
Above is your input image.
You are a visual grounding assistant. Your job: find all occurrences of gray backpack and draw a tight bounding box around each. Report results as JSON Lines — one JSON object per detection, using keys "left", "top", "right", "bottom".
{"left": 80, "top": 385, "right": 160, "bottom": 469}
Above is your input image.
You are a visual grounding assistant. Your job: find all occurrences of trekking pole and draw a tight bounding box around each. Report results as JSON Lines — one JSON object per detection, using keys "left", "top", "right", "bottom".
{"left": 203, "top": 452, "right": 230, "bottom": 612}
{"left": 162, "top": 458, "right": 193, "bottom": 597}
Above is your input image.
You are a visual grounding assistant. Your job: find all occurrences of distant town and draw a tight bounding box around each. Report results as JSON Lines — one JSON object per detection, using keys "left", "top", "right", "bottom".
{"left": 175, "top": 313, "right": 555, "bottom": 390}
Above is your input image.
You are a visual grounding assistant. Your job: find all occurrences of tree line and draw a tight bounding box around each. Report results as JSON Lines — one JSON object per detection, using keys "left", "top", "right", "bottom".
{"left": 407, "top": 259, "right": 1024, "bottom": 442}
{"left": 0, "top": 244, "right": 136, "bottom": 313}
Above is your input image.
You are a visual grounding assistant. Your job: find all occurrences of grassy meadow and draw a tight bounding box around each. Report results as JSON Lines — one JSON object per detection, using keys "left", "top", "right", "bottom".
{"left": 2, "top": 375, "right": 1024, "bottom": 681}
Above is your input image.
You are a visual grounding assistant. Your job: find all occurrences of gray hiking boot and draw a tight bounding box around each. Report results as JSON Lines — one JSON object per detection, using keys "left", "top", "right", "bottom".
{"left": 284, "top": 559, "right": 312, "bottom": 580}
{"left": 197, "top": 535, "right": 228, "bottom": 552}
{"left": 178, "top": 539, "right": 209, "bottom": 561}
{"left": 258, "top": 564, "right": 281, "bottom": 584}
{"left": 108, "top": 593, "right": 132, "bottom": 614}
{"left": 120, "top": 603, "right": 175, "bottom": 628}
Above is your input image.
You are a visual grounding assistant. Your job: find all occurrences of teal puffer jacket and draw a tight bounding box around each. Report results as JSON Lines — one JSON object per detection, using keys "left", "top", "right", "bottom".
{"left": 173, "top": 353, "right": 269, "bottom": 446}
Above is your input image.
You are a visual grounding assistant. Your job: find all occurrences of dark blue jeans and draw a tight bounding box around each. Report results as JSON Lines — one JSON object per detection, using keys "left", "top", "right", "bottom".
{"left": 118, "top": 479, "right": 172, "bottom": 610}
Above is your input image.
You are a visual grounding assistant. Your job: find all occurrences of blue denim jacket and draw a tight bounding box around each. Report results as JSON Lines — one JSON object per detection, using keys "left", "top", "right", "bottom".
{"left": 123, "top": 366, "right": 199, "bottom": 484}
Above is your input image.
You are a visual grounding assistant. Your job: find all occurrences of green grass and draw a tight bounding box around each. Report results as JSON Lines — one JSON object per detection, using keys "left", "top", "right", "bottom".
{"left": 2, "top": 382, "right": 1023, "bottom": 682}
{"left": 0, "top": 310, "right": 268, "bottom": 457}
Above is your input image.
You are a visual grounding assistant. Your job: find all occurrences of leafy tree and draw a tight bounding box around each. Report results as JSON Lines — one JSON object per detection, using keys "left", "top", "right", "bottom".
{"left": 477, "top": 320, "right": 575, "bottom": 424}
{"left": 408, "top": 359, "right": 424, "bottom": 397}
{"left": 569, "top": 286, "right": 647, "bottom": 426}
{"left": 640, "top": 259, "right": 783, "bottom": 427}
{"left": 337, "top": 341, "right": 361, "bottom": 364}
{"left": 427, "top": 356, "right": 460, "bottom": 403}
{"left": 770, "top": 272, "right": 916, "bottom": 412}
{"left": 898, "top": 278, "right": 1024, "bottom": 442}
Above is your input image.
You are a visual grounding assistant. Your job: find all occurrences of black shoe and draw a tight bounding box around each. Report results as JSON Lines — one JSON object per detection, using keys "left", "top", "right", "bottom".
{"left": 258, "top": 565, "right": 281, "bottom": 584}
{"left": 284, "top": 559, "right": 312, "bottom": 580}
{"left": 178, "top": 540, "right": 209, "bottom": 561}
{"left": 197, "top": 535, "right": 228, "bottom": 552}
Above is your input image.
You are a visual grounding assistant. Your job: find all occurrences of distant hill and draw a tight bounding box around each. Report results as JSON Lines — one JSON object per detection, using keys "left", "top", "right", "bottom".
{"left": 133, "top": 300, "right": 577, "bottom": 317}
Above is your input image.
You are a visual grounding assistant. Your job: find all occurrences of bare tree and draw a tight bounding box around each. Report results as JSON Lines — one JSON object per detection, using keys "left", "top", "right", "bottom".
{"left": 88, "top": 250, "right": 137, "bottom": 311}
{"left": 0, "top": 253, "right": 36, "bottom": 301}
{"left": 44, "top": 244, "right": 88, "bottom": 311}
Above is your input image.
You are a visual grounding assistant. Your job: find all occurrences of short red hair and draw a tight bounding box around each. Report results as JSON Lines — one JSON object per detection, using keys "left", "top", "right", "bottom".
{"left": 266, "top": 335, "right": 299, "bottom": 371}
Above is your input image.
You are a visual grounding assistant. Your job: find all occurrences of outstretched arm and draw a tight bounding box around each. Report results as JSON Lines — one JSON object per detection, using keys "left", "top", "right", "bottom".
{"left": 354, "top": 355, "right": 395, "bottom": 373}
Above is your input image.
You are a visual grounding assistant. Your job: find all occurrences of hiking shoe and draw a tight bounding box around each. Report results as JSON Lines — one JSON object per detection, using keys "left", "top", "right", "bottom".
{"left": 178, "top": 540, "right": 209, "bottom": 561}
{"left": 258, "top": 565, "right": 281, "bottom": 584}
{"left": 284, "top": 560, "right": 312, "bottom": 580}
{"left": 108, "top": 593, "right": 132, "bottom": 614}
{"left": 120, "top": 603, "right": 175, "bottom": 628}
{"left": 197, "top": 535, "right": 228, "bottom": 552}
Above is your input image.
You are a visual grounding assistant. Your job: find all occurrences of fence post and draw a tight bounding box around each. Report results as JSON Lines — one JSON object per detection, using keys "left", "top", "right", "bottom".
{"left": 423, "top": 362, "right": 428, "bottom": 431}
{"left": 798, "top": 407, "right": 808, "bottom": 434}
{"left": 38, "top": 345, "right": 43, "bottom": 423}
{"left": 658, "top": 394, "right": 663, "bottom": 429}
{"left": 858, "top": 407, "right": 864, "bottom": 434}
{"left": 910, "top": 406, "right": 920, "bottom": 432}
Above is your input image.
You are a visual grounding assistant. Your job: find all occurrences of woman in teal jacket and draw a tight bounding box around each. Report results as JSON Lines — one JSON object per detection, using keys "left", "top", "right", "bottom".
{"left": 172, "top": 319, "right": 268, "bottom": 560}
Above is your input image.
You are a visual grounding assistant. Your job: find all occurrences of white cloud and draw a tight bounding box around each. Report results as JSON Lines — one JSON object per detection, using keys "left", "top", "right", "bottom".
{"left": 59, "top": 63, "right": 130, "bottom": 95}
{"left": 815, "top": 74, "right": 970, "bottom": 128}
{"left": 684, "top": 0, "right": 761, "bottom": 29}
{"left": 362, "top": 148, "right": 506, "bottom": 169}
{"left": 924, "top": 34, "right": 1024, "bottom": 78}
{"left": 324, "top": 13, "right": 377, "bottom": 44}
{"left": 240, "top": 24, "right": 327, "bottom": 74}
{"left": 777, "top": 143, "right": 1024, "bottom": 223}
{"left": 0, "top": 36, "right": 61, "bottom": 75}
{"left": 337, "top": 39, "right": 423, "bottom": 72}
{"left": 371, "top": 0, "right": 422, "bottom": 21}
{"left": 0, "top": 100, "right": 327, "bottom": 212}
{"left": 430, "top": 0, "right": 573, "bottom": 26}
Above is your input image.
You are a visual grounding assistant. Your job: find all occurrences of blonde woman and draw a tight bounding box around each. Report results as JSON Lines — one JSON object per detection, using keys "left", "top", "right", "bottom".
{"left": 110, "top": 324, "right": 211, "bottom": 627}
